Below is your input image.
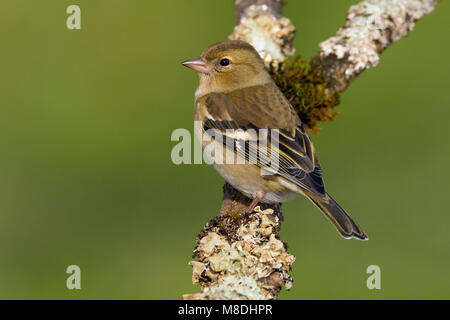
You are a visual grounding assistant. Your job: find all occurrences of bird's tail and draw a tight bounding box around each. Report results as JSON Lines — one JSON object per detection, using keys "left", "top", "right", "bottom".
{"left": 306, "top": 192, "right": 368, "bottom": 241}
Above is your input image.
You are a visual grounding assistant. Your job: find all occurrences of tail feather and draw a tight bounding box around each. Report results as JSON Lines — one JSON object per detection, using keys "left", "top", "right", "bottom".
{"left": 307, "top": 192, "right": 368, "bottom": 241}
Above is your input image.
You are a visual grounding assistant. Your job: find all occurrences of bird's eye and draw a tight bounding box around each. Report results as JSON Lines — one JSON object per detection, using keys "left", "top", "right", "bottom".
{"left": 219, "top": 58, "right": 230, "bottom": 66}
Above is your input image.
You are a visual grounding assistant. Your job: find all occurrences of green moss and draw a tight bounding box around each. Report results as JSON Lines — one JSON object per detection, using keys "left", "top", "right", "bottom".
{"left": 229, "top": 210, "right": 242, "bottom": 223}
{"left": 269, "top": 55, "right": 341, "bottom": 132}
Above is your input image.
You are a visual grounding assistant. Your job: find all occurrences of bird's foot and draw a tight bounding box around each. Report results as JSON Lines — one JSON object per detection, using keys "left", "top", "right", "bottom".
{"left": 244, "top": 192, "right": 265, "bottom": 214}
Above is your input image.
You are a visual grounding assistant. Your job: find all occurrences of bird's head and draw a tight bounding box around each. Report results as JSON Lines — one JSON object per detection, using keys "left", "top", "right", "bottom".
{"left": 182, "top": 40, "right": 271, "bottom": 96}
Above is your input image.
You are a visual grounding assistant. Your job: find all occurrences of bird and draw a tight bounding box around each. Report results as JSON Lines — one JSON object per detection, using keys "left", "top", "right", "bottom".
{"left": 181, "top": 40, "right": 367, "bottom": 240}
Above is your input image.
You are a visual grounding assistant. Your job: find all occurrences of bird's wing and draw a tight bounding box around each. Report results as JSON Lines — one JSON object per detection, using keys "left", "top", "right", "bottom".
{"left": 198, "top": 83, "right": 326, "bottom": 196}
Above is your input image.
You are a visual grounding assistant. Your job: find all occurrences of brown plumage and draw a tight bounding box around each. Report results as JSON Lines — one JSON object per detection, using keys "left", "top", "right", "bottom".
{"left": 182, "top": 40, "right": 367, "bottom": 240}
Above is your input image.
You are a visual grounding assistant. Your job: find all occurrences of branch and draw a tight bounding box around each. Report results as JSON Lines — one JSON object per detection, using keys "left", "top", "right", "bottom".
{"left": 313, "top": 0, "right": 439, "bottom": 92}
{"left": 183, "top": 0, "right": 439, "bottom": 300}
{"left": 182, "top": 185, "right": 294, "bottom": 300}
{"left": 272, "top": 0, "right": 439, "bottom": 131}
{"left": 235, "top": 0, "right": 283, "bottom": 22}
{"left": 230, "top": 0, "right": 295, "bottom": 65}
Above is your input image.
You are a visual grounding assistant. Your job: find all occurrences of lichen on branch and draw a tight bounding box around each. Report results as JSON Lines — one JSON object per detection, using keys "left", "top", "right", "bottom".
{"left": 316, "top": 0, "right": 439, "bottom": 91}
{"left": 230, "top": 0, "right": 295, "bottom": 64}
{"left": 183, "top": 206, "right": 295, "bottom": 300}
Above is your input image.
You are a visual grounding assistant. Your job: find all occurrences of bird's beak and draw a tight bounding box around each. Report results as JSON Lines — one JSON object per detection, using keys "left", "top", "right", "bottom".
{"left": 181, "top": 57, "right": 209, "bottom": 74}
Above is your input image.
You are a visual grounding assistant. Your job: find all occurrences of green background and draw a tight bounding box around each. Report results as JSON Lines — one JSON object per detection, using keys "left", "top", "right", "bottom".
{"left": 0, "top": 0, "right": 449, "bottom": 299}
